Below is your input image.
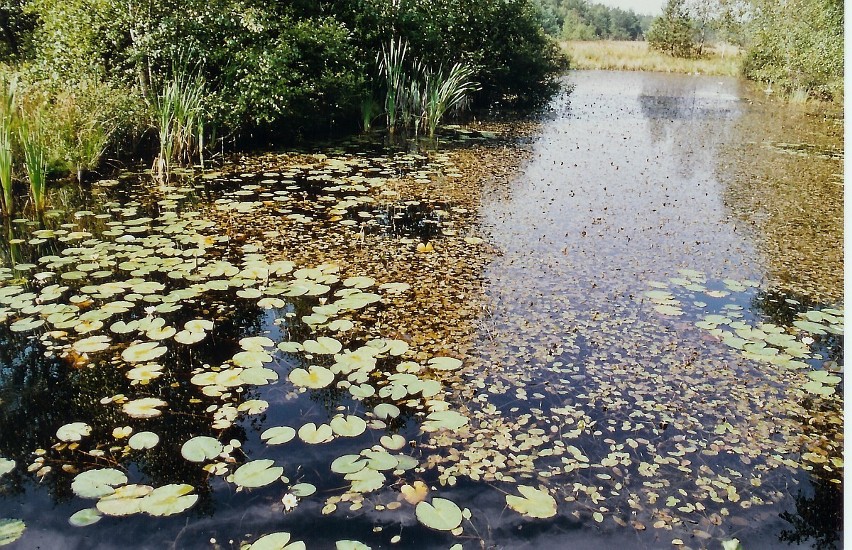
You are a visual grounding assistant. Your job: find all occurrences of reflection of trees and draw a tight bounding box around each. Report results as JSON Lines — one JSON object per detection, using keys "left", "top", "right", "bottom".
{"left": 778, "top": 471, "right": 843, "bottom": 549}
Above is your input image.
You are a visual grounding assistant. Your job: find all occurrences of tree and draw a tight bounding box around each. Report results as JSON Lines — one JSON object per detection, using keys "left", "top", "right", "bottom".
{"left": 646, "top": 0, "right": 697, "bottom": 57}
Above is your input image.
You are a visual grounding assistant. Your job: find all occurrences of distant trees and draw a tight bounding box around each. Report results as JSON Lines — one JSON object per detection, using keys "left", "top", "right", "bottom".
{"left": 535, "top": 0, "right": 648, "bottom": 41}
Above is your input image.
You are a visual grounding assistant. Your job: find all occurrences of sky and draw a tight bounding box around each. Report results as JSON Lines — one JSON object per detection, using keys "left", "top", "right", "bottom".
{"left": 591, "top": 0, "right": 666, "bottom": 15}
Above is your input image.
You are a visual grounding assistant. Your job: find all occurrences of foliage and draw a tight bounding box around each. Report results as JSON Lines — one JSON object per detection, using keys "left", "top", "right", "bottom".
{"left": 16, "top": 101, "right": 46, "bottom": 211}
{"left": 420, "top": 62, "right": 480, "bottom": 137}
{"left": 535, "top": 0, "right": 647, "bottom": 40}
{"left": 0, "top": 71, "right": 14, "bottom": 214}
{"left": 741, "top": 0, "right": 843, "bottom": 100}
{"left": 646, "top": 0, "right": 698, "bottom": 58}
{"left": 0, "top": 1, "right": 35, "bottom": 61}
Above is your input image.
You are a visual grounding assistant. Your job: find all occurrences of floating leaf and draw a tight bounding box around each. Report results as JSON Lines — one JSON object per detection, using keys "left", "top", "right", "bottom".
{"left": 96, "top": 484, "right": 152, "bottom": 516}
{"left": 427, "top": 357, "right": 462, "bottom": 371}
{"left": 422, "top": 410, "right": 468, "bottom": 432}
{"left": 330, "top": 415, "right": 367, "bottom": 437}
{"left": 298, "top": 423, "right": 334, "bottom": 444}
{"left": 248, "top": 532, "right": 306, "bottom": 550}
{"left": 139, "top": 484, "right": 198, "bottom": 516}
{"left": 303, "top": 337, "right": 343, "bottom": 355}
{"left": 181, "top": 436, "right": 223, "bottom": 462}
{"left": 72, "top": 468, "right": 128, "bottom": 498}
{"left": 121, "top": 342, "right": 167, "bottom": 363}
{"left": 122, "top": 397, "right": 167, "bottom": 419}
{"left": 0, "top": 519, "right": 25, "bottom": 545}
{"left": 401, "top": 481, "right": 429, "bottom": 504}
{"left": 415, "top": 498, "right": 463, "bottom": 531}
{"left": 290, "top": 483, "right": 316, "bottom": 497}
{"left": 231, "top": 460, "right": 283, "bottom": 489}
{"left": 505, "top": 486, "right": 557, "bottom": 519}
{"left": 128, "top": 431, "right": 160, "bottom": 450}
{"left": 73, "top": 335, "right": 112, "bottom": 354}
{"left": 345, "top": 467, "right": 385, "bottom": 493}
{"left": 261, "top": 426, "right": 296, "bottom": 445}
{"left": 57, "top": 422, "right": 92, "bottom": 442}
{"left": 69, "top": 508, "right": 102, "bottom": 527}
{"left": 289, "top": 366, "right": 334, "bottom": 389}
{"left": 0, "top": 459, "right": 12, "bottom": 477}
{"left": 331, "top": 455, "right": 367, "bottom": 474}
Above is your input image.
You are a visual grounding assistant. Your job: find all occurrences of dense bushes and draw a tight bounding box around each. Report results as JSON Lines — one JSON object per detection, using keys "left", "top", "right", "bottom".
{"left": 741, "top": 0, "right": 843, "bottom": 100}
{"left": 9, "top": 0, "right": 564, "bottom": 144}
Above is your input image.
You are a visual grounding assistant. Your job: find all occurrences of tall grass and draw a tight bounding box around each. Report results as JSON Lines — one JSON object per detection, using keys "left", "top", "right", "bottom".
{"left": 378, "top": 38, "right": 479, "bottom": 137}
{"left": 378, "top": 37, "right": 409, "bottom": 134}
{"left": 17, "top": 109, "right": 47, "bottom": 213}
{"left": 421, "top": 63, "right": 479, "bottom": 137}
{"left": 0, "top": 75, "right": 16, "bottom": 215}
{"left": 563, "top": 40, "right": 743, "bottom": 76}
{"left": 151, "top": 66, "right": 206, "bottom": 180}
{"left": 49, "top": 84, "right": 114, "bottom": 183}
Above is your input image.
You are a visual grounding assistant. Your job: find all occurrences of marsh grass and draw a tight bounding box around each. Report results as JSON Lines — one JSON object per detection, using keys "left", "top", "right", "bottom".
{"left": 378, "top": 38, "right": 479, "bottom": 137}
{"left": 151, "top": 66, "right": 206, "bottom": 180}
{"left": 0, "top": 75, "right": 16, "bottom": 215}
{"left": 421, "top": 63, "right": 479, "bottom": 137}
{"left": 17, "top": 107, "right": 47, "bottom": 212}
{"left": 563, "top": 40, "right": 743, "bottom": 76}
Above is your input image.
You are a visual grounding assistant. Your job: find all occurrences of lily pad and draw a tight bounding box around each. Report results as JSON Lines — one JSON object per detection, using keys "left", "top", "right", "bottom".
{"left": 121, "top": 342, "right": 167, "bottom": 363}
{"left": 181, "top": 436, "right": 223, "bottom": 462}
{"left": 330, "top": 415, "right": 367, "bottom": 437}
{"left": 260, "top": 426, "right": 296, "bottom": 445}
{"left": 415, "top": 498, "right": 463, "bottom": 531}
{"left": 298, "top": 423, "right": 334, "bottom": 444}
{"left": 0, "top": 519, "right": 25, "bottom": 545}
{"left": 248, "top": 532, "right": 306, "bottom": 550}
{"left": 57, "top": 422, "right": 92, "bottom": 442}
{"left": 71, "top": 468, "right": 128, "bottom": 498}
{"left": 69, "top": 508, "right": 103, "bottom": 527}
{"left": 506, "top": 485, "right": 558, "bottom": 518}
{"left": 231, "top": 459, "right": 283, "bottom": 489}
{"left": 122, "top": 397, "right": 168, "bottom": 419}
{"left": 128, "top": 431, "right": 160, "bottom": 450}
{"left": 289, "top": 366, "right": 335, "bottom": 389}
{"left": 139, "top": 484, "right": 198, "bottom": 516}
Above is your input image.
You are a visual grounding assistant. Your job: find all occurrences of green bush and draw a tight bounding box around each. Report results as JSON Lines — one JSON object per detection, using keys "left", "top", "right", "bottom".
{"left": 646, "top": 0, "right": 697, "bottom": 58}
{"left": 742, "top": 0, "right": 843, "bottom": 100}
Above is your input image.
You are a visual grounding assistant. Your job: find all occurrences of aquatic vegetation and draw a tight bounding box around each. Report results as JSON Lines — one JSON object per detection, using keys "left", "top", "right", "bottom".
{"left": 151, "top": 66, "right": 206, "bottom": 181}
{"left": 0, "top": 75, "right": 16, "bottom": 215}
{"left": 420, "top": 63, "right": 480, "bottom": 137}
{"left": 17, "top": 108, "right": 47, "bottom": 212}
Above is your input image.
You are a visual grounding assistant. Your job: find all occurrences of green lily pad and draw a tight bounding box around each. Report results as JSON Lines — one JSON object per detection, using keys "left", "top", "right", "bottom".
{"left": 69, "top": 508, "right": 102, "bottom": 527}
{"left": 289, "top": 366, "right": 335, "bottom": 389}
{"left": 73, "top": 335, "right": 112, "bottom": 354}
{"left": 181, "top": 436, "right": 223, "bottom": 462}
{"left": 0, "top": 519, "right": 25, "bottom": 545}
{"left": 303, "top": 337, "right": 343, "bottom": 355}
{"left": 290, "top": 483, "right": 316, "bottom": 497}
{"left": 128, "top": 431, "right": 160, "bottom": 450}
{"left": 427, "top": 357, "right": 463, "bottom": 371}
{"left": 330, "top": 415, "right": 367, "bottom": 437}
{"left": 506, "top": 485, "right": 558, "bottom": 518}
{"left": 345, "top": 467, "right": 385, "bottom": 493}
{"left": 121, "top": 342, "right": 167, "bottom": 363}
{"left": 96, "top": 484, "right": 152, "bottom": 516}
{"left": 298, "top": 423, "right": 334, "bottom": 444}
{"left": 231, "top": 459, "right": 283, "bottom": 489}
{"left": 122, "top": 397, "right": 167, "bottom": 419}
{"left": 415, "top": 498, "right": 463, "bottom": 531}
{"left": 261, "top": 426, "right": 296, "bottom": 445}
{"left": 422, "top": 410, "right": 468, "bottom": 432}
{"left": 331, "top": 455, "right": 367, "bottom": 474}
{"left": 248, "top": 532, "right": 306, "bottom": 550}
{"left": 72, "top": 468, "right": 128, "bottom": 498}
{"left": 336, "top": 541, "right": 371, "bottom": 550}
{"left": 57, "top": 422, "right": 92, "bottom": 442}
{"left": 0, "top": 459, "right": 13, "bottom": 477}
{"left": 139, "top": 484, "right": 198, "bottom": 516}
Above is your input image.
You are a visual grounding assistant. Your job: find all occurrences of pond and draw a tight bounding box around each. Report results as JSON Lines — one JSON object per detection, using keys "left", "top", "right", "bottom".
{"left": 0, "top": 70, "right": 842, "bottom": 549}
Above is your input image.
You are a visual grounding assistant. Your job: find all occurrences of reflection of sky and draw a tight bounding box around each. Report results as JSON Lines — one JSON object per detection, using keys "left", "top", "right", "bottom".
{"left": 593, "top": 0, "right": 664, "bottom": 16}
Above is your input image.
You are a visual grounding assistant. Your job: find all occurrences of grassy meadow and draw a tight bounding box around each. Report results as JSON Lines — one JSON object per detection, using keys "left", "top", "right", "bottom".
{"left": 562, "top": 40, "right": 743, "bottom": 77}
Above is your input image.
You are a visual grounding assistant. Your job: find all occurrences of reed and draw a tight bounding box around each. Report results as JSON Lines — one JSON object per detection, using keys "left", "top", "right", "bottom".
{"left": 151, "top": 65, "right": 206, "bottom": 180}
{"left": 18, "top": 109, "right": 47, "bottom": 213}
{"left": 0, "top": 75, "right": 16, "bottom": 214}
{"left": 378, "top": 37, "right": 409, "bottom": 134}
{"left": 420, "top": 62, "right": 479, "bottom": 137}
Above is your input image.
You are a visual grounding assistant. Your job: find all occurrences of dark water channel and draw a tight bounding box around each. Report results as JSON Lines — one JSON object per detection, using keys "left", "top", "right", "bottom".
{"left": 0, "top": 71, "right": 842, "bottom": 549}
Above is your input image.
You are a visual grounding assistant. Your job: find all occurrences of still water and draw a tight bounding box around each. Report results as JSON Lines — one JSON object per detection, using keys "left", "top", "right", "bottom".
{"left": 0, "top": 71, "right": 842, "bottom": 549}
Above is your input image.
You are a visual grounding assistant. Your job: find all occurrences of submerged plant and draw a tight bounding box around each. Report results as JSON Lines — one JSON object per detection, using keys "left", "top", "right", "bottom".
{"left": 17, "top": 107, "right": 47, "bottom": 212}
{"left": 0, "top": 74, "right": 16, "bottom": 214}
